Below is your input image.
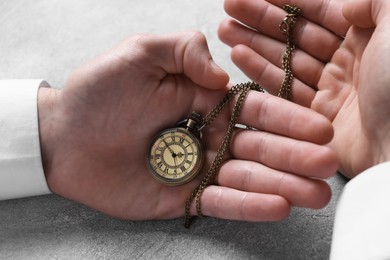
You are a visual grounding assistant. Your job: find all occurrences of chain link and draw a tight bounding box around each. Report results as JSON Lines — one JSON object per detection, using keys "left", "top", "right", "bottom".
{"left": 198, "top": 82, "right": 264, "bottom": 130}
{"left": 184, "top": 4, "right": 301, "bottom": 228}
{"left": 278, "top": 5, "right": 301, "bottom": 100}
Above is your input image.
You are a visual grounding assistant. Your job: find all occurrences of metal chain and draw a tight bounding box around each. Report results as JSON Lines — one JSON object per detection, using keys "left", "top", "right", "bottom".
{"left": 184, "top": 82, "right": 263, "bottom": 228}
{"left": 184, "top": 4, "right": 301, "bottom": 228}
{"left": 278, "top": 5, "right": 301, "bottom": 100}
{"left": 199, "top": 82, "right": 264, "bottom": 130}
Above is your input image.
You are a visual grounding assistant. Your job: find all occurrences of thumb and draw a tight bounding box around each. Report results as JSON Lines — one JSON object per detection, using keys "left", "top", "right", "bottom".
{"left": 343, "top": 0, "right": 390, "bottom": 28}
{"left": 173, "top": 31, "right": 230, "bottom": 89}
{"left": 140, "top": 31, "right": 230, "bottom": 90}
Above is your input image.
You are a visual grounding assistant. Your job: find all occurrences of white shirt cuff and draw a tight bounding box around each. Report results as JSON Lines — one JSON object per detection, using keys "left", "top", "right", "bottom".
{"left": 0, "top": 79, "right": 51, "bottom": 200}
{"left": 330, "top": 161, "right": 390, "bottom": 260}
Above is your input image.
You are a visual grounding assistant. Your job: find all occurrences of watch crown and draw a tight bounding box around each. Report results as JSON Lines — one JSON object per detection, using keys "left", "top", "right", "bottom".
{"left": 175, "top": 112, "right": 202, "bottom": 139}
{"left": 187, "top": 112, "right": 202, "bottom": 129}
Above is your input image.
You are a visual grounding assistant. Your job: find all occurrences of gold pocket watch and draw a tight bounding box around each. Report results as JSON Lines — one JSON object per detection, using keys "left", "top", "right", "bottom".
{"left": 147, "top": 112, "right": 204, "bottom": 186}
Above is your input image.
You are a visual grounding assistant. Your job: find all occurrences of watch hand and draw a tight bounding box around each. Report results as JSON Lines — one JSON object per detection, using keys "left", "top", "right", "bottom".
{"left": 163, "top": 139, "right": 175, "bottom": 155}
{"left": 173, "top": 155, "right": 177, "bottom": 167}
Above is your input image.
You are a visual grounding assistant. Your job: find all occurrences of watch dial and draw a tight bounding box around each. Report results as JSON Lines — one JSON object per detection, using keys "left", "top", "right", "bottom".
{"left": 147, "top": 128, "right": 203, "bottom": 186}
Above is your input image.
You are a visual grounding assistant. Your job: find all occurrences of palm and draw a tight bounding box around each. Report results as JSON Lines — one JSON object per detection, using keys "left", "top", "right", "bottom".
{"left": 314, "top": 25, "right": 390, "bottom": 177}
{"left": 219, "top": 0, "right": 390, "bottom": 178}
{"left": 48, "top": 38, "right": 229, "bottom": 220}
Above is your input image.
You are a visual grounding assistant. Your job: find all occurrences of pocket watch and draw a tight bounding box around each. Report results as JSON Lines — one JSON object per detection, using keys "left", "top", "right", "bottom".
{"left": 147, "top": 112, "right": 204, "bottom": 186}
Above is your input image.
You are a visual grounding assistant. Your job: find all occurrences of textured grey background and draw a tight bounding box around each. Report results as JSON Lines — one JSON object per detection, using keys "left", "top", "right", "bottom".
{"left": 0, "top": 1, "right": 347, "bottom": 259}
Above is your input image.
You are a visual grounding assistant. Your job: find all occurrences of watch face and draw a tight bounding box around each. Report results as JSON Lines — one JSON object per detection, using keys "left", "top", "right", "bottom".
{"left": 147, "top": 127, "right": 203, "bottom": 186}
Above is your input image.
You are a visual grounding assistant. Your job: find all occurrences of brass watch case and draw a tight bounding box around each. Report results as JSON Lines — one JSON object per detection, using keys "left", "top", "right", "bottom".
{"left": 147, "top": 127, "right": 204, "bottom": 186}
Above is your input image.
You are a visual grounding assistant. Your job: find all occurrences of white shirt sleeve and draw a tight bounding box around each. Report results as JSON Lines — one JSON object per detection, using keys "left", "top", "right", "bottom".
{"left": 0, "top": 79, "right": 51, "bottom": 200}
{"left": 330, "top": 161, "right": 390, "bottom": 260}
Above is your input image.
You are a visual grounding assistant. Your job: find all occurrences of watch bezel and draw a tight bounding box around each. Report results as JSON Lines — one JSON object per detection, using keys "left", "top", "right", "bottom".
{"left": 147, "top": 127, "right": 204, "bottom": 186}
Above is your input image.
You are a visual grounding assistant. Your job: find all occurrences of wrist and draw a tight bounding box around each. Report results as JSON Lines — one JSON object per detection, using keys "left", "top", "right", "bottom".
{"left": 37, "top": 87, "right": 59, "bottom": 187}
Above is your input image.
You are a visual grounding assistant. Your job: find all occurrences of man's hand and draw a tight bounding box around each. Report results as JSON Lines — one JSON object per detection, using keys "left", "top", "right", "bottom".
{"left": 37, "top": 31, "right": 337, "bottom": 222}
{"left": 219, "top": 0, "right": 390, "bottom": 178}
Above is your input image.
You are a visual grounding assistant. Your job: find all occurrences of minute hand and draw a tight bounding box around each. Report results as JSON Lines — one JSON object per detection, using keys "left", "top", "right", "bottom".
{"left": 163, "top": 139, "right": 175, "bottom": 155}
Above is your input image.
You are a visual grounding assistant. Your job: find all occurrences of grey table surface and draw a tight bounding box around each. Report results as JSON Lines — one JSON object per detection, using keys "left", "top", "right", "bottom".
{"left": 0, "top": 1, "right": 348, "bottom": 259}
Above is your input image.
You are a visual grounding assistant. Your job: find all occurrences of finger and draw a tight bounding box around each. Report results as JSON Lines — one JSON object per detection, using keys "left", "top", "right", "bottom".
{"left": 222, "top": 0, "right": 349, "bottom": 61}
{"left": 190, "top": 185, "right": 291, "bottom": 221}
{"left": 224, "top": 0, "right": 350, "bottom": 36}
{"left": 230, "top": 130, "right": 338, "bottom": 179}
{"left": 219, "top": 19, "right": 324, "bottom": 85}
{"left": 230, "top": 44, "right": 315, "bottom": 107}
{"left": 216, "top": 160, "right": 332, "bottom": 209}
{"left": 131, "top": 32, "right": 229, "bottom": 90}
{"left": 343, "top": 0, "right": 390, "bottom": 28}
{"left": 235, "top": 91, "right": 334, "bottom": 144}
{"left": 219, "top": 19, "right": 325, "bottom": 83}
{"left": 260, "top": 0, "right": 350, "bottom": 37}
